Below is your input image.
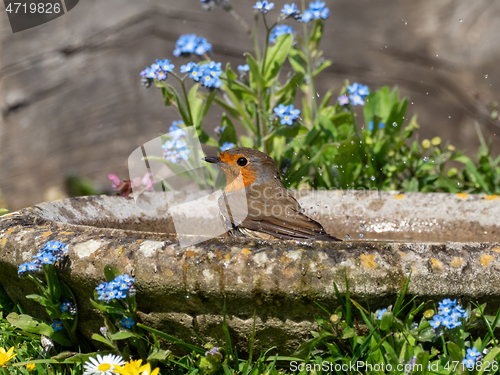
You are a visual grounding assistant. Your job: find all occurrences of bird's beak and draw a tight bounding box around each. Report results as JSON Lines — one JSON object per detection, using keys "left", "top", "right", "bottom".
{"left": 202, "top": 156, "right": 222, "bottom": 164}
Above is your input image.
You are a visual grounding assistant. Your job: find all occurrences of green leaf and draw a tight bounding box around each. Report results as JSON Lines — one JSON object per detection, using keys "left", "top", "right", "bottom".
{"left": 27, "top": 294, "right": 57, "bottom": 310}
{"left": 109, "top": 331, "right": 139, "bottom": 340}
{"left": 319, "top": 89, "right": 333, "bottom": 110}
{"left": 447, "top": 342, "right": 462, "bottom": 362}
{"left": 402, "top": 177, "right": 419, "bottom": 192}
{"left": 309, "top": 19, "right": 324, "bottom": 50}
{"left": 225, "top": 62, "right": 237, "bottom": 82}
{"left": 166, "top": 85, "right": 191, "bottom": 125}
{"left": 313, "top": 59, "right": 332, "bottom": 77}
{"left": 212, "top": 96, "right": 241, "bottom": 119}
{"left": 6, "top": 313, "right": 53, "bottom": 336}
{"left": 201, "top": 89, "right": 217, "bottom": 122}
{"left": 240, "top": 136, "right": 253, "bottom": 148}
{"left": 89, "top": 298, "right": 126, "bottom": 316}
{"left": 264, "top": 33, "right": 293, "bottom": 82}
{"left": 161, "top": 87, "right": 174, "bottom": 107}
{"left": 341, "top": 327, "right": 355, "bottom": 339}
{"left": 218, "top": 86, "right": 257, "bottom": 133}
{"left": 413, "top": 351, "right": 430, "bottom": 375}
{"left": 385, "top": 97, "right": 409, "bottom": 135}
{"left": 6, "top": 312, "right": 72, "bottom": 346}
{"left": 148, "top": 348, "right": 169, "bottom": 361}
{"left": 104, "top": 264, "right": 121, "bottom": 283}
{"left": 380, "top": 311, "right": 394, "bottom": 330}
{"left": 91, "top": 333, "right": 116, "bottom": 349}
{"left": 288, "top": 47, "right": 307, "bottom": 75}
{"left": 393, "top": 270, "right": 412, "bottom": 317}
{"left": 188, "top": 83, "right": 204, "bottom": 127}
{"left": 198, "top": 130, "right": 218, "bottom": 147}
{"left": 455, "top": 155, "right": 492, "bottom": 195}
{"left": 245, "top": 53, "right": 266, "bottom": 91}
{"left": 274, "top": 73, "right": 304, "bottom": 105}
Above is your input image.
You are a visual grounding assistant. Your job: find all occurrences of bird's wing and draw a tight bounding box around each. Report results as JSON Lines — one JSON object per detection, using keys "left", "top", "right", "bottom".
{"left": 219, "top": 187, "right": 341, "bottom": 241}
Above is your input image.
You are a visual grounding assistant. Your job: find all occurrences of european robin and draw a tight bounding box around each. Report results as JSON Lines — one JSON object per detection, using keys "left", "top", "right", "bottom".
{"left": 203, "top": 147, "right": 341, "bottom": 241}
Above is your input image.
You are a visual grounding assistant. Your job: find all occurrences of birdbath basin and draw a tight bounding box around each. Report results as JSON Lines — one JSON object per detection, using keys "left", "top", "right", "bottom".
{"left": 0, "top": 190, "right": 499, "bottom": 354}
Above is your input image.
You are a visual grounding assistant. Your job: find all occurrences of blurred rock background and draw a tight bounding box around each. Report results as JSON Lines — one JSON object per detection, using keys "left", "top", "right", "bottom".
{"left": 0, "top": 0, "right": 499, "bottom": 210}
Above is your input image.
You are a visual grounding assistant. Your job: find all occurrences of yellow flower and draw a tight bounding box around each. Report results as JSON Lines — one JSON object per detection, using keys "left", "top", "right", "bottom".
{"left": 431, "top": 137, "right": 441, "bottom": 146}
{"left": 114, "top": 360, "right": 159, "bottom": 375}
{"left": 27, "top": 363, "right": 36, "bottom": 372}
{"left": 0, "top": 347, "right": 17, "bottom": 366}
{"left": 448, "top": 145, "right": 456, "bottom": 151}
{"left": 139, "top": 363, "right": 160, "bottom": 375}
{"left": 422, "top": 139, "right": 431, "bottom": 149}
{"left": 114, "top": 359, "right": 143, "bottom": 375}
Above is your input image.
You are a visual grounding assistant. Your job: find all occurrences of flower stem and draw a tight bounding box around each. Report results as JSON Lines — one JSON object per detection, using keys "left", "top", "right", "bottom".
{"left": 252, "top": 13, "right": 261, "bottom": 61}
{"left": 301, "top": 0, "right": 318, "bottom": 124}
{"left": 171, "top": 72, "right": 194, "bottom": 126}
{"left": 261, "top": 14, "right": 271, "bottom": 75}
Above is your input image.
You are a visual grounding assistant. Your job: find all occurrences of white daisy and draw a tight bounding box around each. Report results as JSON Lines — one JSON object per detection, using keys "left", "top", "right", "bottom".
{"left": 83, "top": 354, "right": 125, "bottom": 375}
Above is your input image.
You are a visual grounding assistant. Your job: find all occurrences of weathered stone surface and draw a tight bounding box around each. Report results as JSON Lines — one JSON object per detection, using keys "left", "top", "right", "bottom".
{"left": 1, "top": 0, "right": 499, "bottom": 209}
{"left": 0, "top": 191, "right": 499, "bottom": 354}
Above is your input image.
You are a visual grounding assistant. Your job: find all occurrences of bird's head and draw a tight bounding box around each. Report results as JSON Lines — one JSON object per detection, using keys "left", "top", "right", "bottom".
{"left": 203, "top": 147, "right": 281, "bottom": 193}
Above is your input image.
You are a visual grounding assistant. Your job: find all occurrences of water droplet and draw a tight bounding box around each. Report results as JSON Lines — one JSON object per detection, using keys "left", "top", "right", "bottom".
{"left": 485, "top": 74, "right": 488, "bottom": 79}
{"left": 436, "top": 54, "right": 439, "bottom": 57}
{"left": 370, "top": 175, "right": 376, "bottom": 181}
{"left": 360, "top": 224, "right": 365, "bottom": 229}
{"left": 459, "top": 17, "right": 463, "bottom": 22}
{"left": 426, "top": 92, "right": 429, "bottom": 95}
{"left": 359, "top": 233, "right": 364, "bottom": 238}
{"left": 186, "top": 295, "right": 190, "bottom": 299}
{"left": 344, "top": 234, "right": 351, "bottom": 240}
{"left": 448, "top": 116, "right": 451, "bottom": 119}
{"left": 404, "top": 21, "right": 407, "bottom": 25}
{"left": 392, "top": 122, "right": 397, "bottom": 127}
{"left": 423, "top": 157, "right": 429, "bottom": 162}
{"left": 365, "top": 164, "right": 369, "bottom": 168}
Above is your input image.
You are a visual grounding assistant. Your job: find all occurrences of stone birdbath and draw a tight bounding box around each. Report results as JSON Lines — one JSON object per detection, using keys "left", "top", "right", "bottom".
{"left": 0, "top": 190, "right": 499, "bottom": 354}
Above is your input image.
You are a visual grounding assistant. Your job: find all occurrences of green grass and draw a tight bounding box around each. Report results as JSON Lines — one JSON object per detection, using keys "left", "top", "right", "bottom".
{"left": 3, "top": 272, "right": 500, "bottom": 374}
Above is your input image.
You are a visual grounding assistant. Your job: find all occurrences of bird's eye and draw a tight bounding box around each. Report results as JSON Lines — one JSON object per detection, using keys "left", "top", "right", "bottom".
{"left": 237, "top": 157, "right": 248, "bottom": 166}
